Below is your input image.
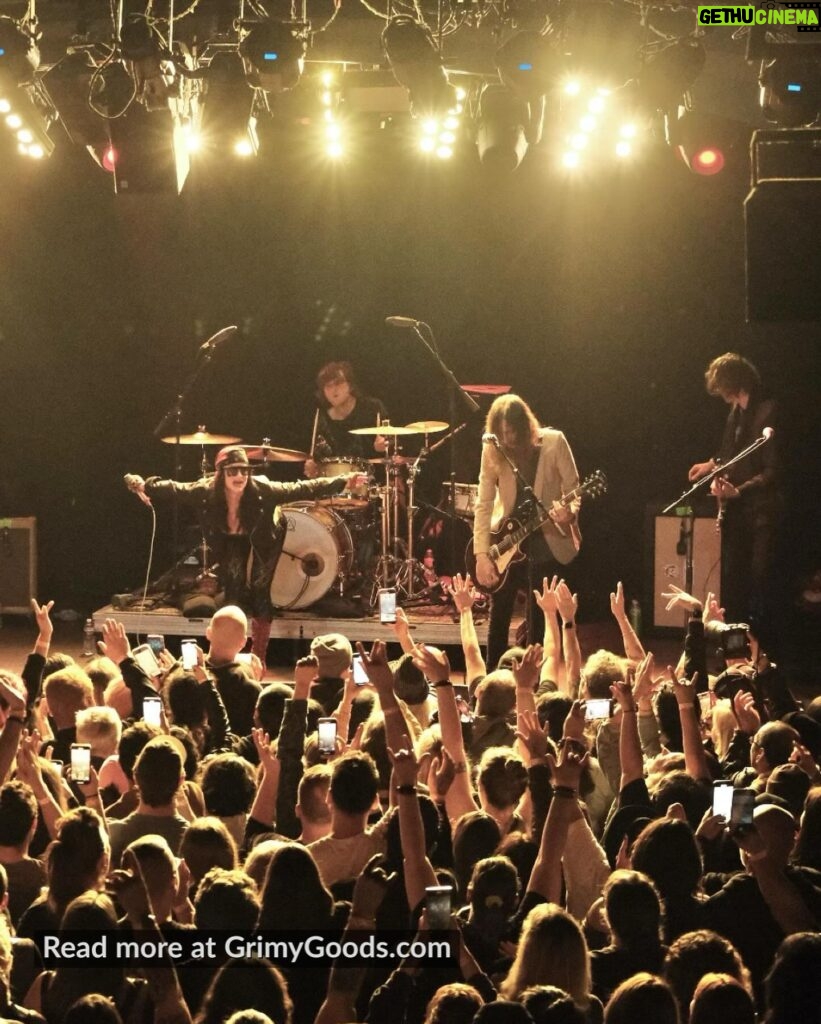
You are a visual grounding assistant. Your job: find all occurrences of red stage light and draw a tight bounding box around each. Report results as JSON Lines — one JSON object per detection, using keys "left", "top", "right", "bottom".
{"left": 691, "top": 147, "right": 724, "bottom": 175}
{"left": 102, "top": 146, "right": 118, "bottom": 173}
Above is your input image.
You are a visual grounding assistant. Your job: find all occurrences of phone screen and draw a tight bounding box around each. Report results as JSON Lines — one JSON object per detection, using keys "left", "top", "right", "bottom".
{"left": 724, "top": 630, "right": 751, "bottom": 661}
{"left": 147, "top": 634, "right": 165, "bottom": 656}
{"left": 713, "top": 781, "right": 734, "bottom": 820}
{"left": 143, "top": 697, "right": 162, "bottom": 727}
{"left": 181, "top": 641, "right": 198, "bottom": 671}
{"left": 731, "top": 788, "right": 756, "bottom": 828}
{"left": 352, "top": 655, "right": 369, "bottom": 686}
{"left": 379, "top": 588, "right": 397, "bottom": 624}
{"left": 425, "top": 885, "right": 453, "bottom": 930}
{"left": 132, "top": 644, "right": 161, "bottom": 678}
{"left": 235, "top": 652, "right": 253, "bottom": 665}
{"left": 585, "top": 698, "right": 612, "bottom": 721}
{"left": 318, "top": 717, "right": 337, "bottom": 754}
{"left": 70, "top": 744, "right": 92, "bottom": 784}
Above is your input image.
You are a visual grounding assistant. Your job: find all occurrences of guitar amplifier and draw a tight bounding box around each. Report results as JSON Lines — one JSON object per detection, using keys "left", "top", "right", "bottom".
{"left": 0, "top": 517, "right": 38, "bottom": 614}
{"left": 647, "top": 509, "right": 722, "bottom": 630}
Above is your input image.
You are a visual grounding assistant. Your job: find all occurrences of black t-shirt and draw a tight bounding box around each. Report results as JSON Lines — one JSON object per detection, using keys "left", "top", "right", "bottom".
{"left": 314, "top": 395, "right": 388, "bottom": 463}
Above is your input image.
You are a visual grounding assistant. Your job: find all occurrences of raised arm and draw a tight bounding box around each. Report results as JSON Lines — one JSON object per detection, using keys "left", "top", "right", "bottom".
{"left": 391, "top": 607, "right": 417, "bottom": 657}
{"left": 21, "top": 599, "right": 54, "bottom": 712}
{"left": 248, "top": 728, "right": 281, "bottom": 829}
{"left": 274, "top": 656, "right": 314, "bottom": 839}
{"left": 610, "top": 582, "right": 646, "bottom": 662}
{"left": 359, "top": 640, "right": 413, "bottom": 756}
{"left": 412, "top": 645, "right": 477, "bottom": 823}
{"left": 533, "top": 576, "right": 561, "bottom": 688}
{"left": 448, "top": 574, "right": 487, "bottom": 688}
{"left": 0, "top": 675, "right": 27, "bottom": 786}
{"left": 555, "top": 580, "right": 581, "bottom": 697}
{"left": 669, "top": 668, "right": 710, "bottom": 783}
{"left": 390, "top": 746, "right": 438, "bottom": 912}
{"left": 611, "top": 668, "right": 644, "bottom": 793}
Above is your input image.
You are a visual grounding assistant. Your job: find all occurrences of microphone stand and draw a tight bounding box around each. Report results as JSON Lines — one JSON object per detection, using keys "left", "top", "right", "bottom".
{"left": 152, "top": 341, "right": 222, "bottom": 561}
{"left": 408, "top": 321, "right": 481, "bottom": 579}
{"left": 662, "top": 431, "right": 774, "bottom": 623}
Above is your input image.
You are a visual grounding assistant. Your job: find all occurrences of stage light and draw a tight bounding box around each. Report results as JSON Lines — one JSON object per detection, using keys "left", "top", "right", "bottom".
{"left": 382, "top": 16, "right": 455, "bottom": 119}
{"left": 102, "top": 145, "right": 118, "bottom": 172}
{"left": 0, "top": 82, "right": 56, "bottom": 160}
{"left": 240, "top": 21, "right": 307, "bottom": 93}
{"left": 420, "top": 135, "right": 435, "bottom": 152}
{"left": 199, "top": 49, "right": 258, "bottom": 159}
{"left": 119, "top": 15, "right": 177, "bottom": 112}
{"left": 495, "top": 31, "right": 555, "bottom": 145}
{"left": 570, "top": 133, "right": 587, "bottom": 149}
{"left": 562, "top": 150, "right": 580, "bottom": 168}
{"left": 759, "top": 59, "right": 821, "bottom": 128}
{"left": 564, "top": 80, "right": 582, "bottom": 96}
{"left": 588, "top": 95, "right": 605, "bottom": 114}
{"left": 436, "top": 145, "right": 453, "bottom": 159}
{"left": 6, "top": 112, "right": 21, "bottom": 129}
{"left": 476, "top": 82, "right": 529, "bottom": 171}
{"left": 619, "top": 123, "right": 637, "bottom": 139}
{"left": 666, "top": 107, "right": 748, "bottom": 175}
{"left": 580, "top": 115, "right": 596, "bottom": 132}
{"left": 326, "top": 140, "right": 343, "bottom": 158}
{"left": 639, "top": 39, "right": 706, "bottom": 112}
{"left": 615, "top": 140, "right": 631, "bottom": 157}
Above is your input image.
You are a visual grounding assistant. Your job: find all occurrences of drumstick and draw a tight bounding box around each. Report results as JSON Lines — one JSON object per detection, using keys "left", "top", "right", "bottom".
{"left": 310, "top": 409, "right": 319, "bottom": 457}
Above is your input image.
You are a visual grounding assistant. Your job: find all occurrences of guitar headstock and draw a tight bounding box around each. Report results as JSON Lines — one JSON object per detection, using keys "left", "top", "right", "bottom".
{"left": 580, "top": 470, "right": 608, "bottom": 500}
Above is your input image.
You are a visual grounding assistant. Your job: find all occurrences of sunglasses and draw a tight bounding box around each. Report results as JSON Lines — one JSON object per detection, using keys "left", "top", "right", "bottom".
{"left": 225, "top": 466, "right": 251, "bottom": 477}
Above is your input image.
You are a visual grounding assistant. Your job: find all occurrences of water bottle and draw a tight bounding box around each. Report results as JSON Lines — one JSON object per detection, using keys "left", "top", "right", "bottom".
{"left": 422, "top": 548, "right": 438, "bottom": 588}
{"left": 628, "top": 599, "right": 642, "bottom": 637}
{"left": 82, "top": 617, "right": 96, "bottom": 658}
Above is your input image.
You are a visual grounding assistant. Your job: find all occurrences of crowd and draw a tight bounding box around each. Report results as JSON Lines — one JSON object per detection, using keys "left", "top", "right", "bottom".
{"left": 0, "top": 574, "right": 820, "bottom": 1024}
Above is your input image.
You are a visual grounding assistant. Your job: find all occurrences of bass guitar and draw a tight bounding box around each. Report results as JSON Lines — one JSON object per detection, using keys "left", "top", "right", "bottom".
{"left": 464, "top": 470, "right": 608, "bottom": 594}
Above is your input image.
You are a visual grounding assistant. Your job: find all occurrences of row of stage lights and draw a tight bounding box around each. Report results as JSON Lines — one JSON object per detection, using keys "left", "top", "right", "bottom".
{"left": 1, "top": 9, "right": 818, "bottom": 190}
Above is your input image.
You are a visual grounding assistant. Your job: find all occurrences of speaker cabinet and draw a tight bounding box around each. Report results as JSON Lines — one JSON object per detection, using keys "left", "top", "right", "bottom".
{"left": 0, "top": 517, "right": 38, "bottom": 613}
{"left": 649, "top": 511, "right": 722, "bottom": 630}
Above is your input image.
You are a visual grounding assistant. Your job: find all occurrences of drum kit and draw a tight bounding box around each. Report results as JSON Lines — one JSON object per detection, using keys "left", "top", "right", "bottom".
{"left": 162, "top": 421, "right": 477, "bottom": 612}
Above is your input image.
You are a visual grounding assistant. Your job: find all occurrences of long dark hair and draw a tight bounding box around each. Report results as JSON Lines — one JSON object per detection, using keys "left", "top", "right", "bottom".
{"left": 257, "top": 844, "right": 335, "bottom": 932}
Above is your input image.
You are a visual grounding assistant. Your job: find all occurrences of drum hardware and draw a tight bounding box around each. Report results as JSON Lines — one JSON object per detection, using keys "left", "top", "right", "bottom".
{"left": 441, "top": 482, "right": 479, "bottom": 519}
{"left": 270, "top": 504, "right": 355, "bottom": 610}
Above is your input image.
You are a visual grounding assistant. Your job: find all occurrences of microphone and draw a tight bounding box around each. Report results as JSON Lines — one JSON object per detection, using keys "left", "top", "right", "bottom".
{"left": 200, "top": 325, "right": 238, "bottom": 351}
{"left": 482, "top": 433, "right": 499, "bottom": 446}
{"left": 385, "top": 316, "right": 419, "bottom": 328}
{"left": 123, "top": 474, "right": 143, "bottom": 492}
{"left": 762, "top": 427, "right": 774, "bottom": 440}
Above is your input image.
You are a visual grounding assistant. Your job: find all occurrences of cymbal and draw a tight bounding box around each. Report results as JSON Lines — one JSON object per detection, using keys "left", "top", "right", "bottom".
{"left": 462, "top": 384, "right": 512, "bottom": 396}
{"left": 349, "top": 425, "right": 420, "bottom": 436}
{"left": 161, "top": 431, "right": 241, "bottom": 445}
{"left": 405, "top": 420, "right": 448, "bottom": 433}
{"left": 239, "top": 444, "right": 308, "bottom": 463}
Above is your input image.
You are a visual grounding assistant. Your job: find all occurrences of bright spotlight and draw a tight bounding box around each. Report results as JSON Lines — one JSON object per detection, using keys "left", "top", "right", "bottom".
{"left": 16, "top": 127, "right": 32, "bottom": 143}
{"left": 327, "top": 141, "right": 343, "bottom": 158}
{"left": 326, "top": 123, "right": 342, "bottom": 141}
{"left": 444, "top": 116, "right": 458, "bottom": 130}
{"left": 436, "top": 145, "right": 453, "bottom": 159}
{"left": 5, "top": 112, "right": 22, "bottom": 128}
{"left": 422, "top": 118, "right": 438, "bottom": 135}
{"left": 564, "top": 80, "right": 582, "bottom": 96}
{"left": 455, "top": 87, "right": 466, "bottom": 101}
{"left": 240, "top": 21, "right": 307, "bottom": 93}
{"left": 562, "top": 151, "right": 580, "bottom": 168}
{"left": 234, "top": 138, "right": 254, "bottom": 157}
{"left": 420, "top": 136, "right": 435, "bottom": 152}
{"left": 619, "top": 123, "right": 637, "bottom": 139}
{"left": 615, "top": 140, "right": 631, "bottom": 157}
{"left": 439, "top": 130, "right": 456, "bottom": 144}
{"left": 570, "top": 133, "right": 587, "bottom": 149}
{"left": 691, "top": 147, "right": 724, "bottom": 175}
{"left": 580, "top": 115, "right": 596, "bottom": 132}
{"left": 588, "top": 96, "right": 605, "bottom": 114}
{"left": 28, "top": 142, "right": 44, "bottom": 158}
{"left": 0, "top": 98, "right": 10, "bottom": 113}
{"left": 382, "top": 16, "right": 455, "bottom": 119}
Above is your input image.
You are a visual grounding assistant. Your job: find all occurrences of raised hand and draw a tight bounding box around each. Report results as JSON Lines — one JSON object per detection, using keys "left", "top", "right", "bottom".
{"left": 252, "top": 727, "right": 278, "bottom": 774}
{"left": 547, "top": 738, "right": 589, "bottom": 790}
{"left": 351, "top": 854, "right": 396, "bottom": 922}
{"left": 357, "top": 640, "right": 396, "bottom": 691}
{"left": 513, "top": 644, "right": 543, "bottom": 693}
{"left": 411, "top": 644, "right": 451, "bottom": 685}
{"left": 733, "top": 689, "right": 761, "bottom": 736}
{"left": 30, "top": 599, "right": 55, "bottom": 642}
{"left": 427, "top": 749, "right": 456, "bottom": 800}
{"left": 515, "top": 710, "right": 551, "bottom": 763}
{"left": 533, "top": 575, "right": 560, "bottom": 616}
{"left": 661, "top": 584, "right": 702, "bottom": 614}
{"left": 704, "top": 592, "right": 725, "bottom": 624}
{"left": 632, "top": 652, "right": 657, "bottom": 705}
{"left": 609, "top": 581, "right": 627, "bottom": 621}
{"left": 610, "top": 678, "right": 637, "bottom": 713}
{"left": 554, "top": 579, "right": 578, "bottom": 624}
{"left": 562, "top": 700, "right": 587, "bottom": 743}
{"left": 293, "top": 655, "right": 318, "bottom": 700}
{"left": 387, "top": 746, "right": 419, "bottom": 788}
{"left": 448, "top": 574, "right": 477, "bottom": 613}
{"left": 668, "top": 666, "right": 699, "bottom": 708}
{"left": 99, "top": 618, "right": 130, "bottom": 664}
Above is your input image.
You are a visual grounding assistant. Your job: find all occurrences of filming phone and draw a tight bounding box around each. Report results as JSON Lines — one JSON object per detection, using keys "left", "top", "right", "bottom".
{"left": 425, "top": 885, "right": 453, "bottom": 930}
{"left": 180, "top": 640, "right": 198, "bottom": 671}
{"left": 378, "top": 588, "right": 397, "bottom": 624}
{"left": 730, "top": 788, "right": 756, "bottom": 829}
{"left": 143, "top": 696, "right": 162, "bottom": 728}
{"left": 317, "top": 717, "right": 338, "bottom": 754}
{"left": 352, "top": 655, "right": 369, "bottom": 686}
{"left": 147, "top": 634, "right": 165, "bottom": 656}
{"left": 584, "top": 698, "right": 612, "bottom": 721}
{"left": 70, "top": 743, "right": 92, "bottom": 784}
{"left": 712, "top": 780, "right": 734, "bottom": 820}
{"left": 132, "top": 643, "right": 162, "bottom": 678}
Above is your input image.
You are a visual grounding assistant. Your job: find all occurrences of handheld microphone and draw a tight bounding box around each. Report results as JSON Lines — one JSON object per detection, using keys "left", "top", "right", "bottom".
{"left": 124, "top": 474, "right": 142, "bottom": 492}
{"left": 762, "top": 427, "right": 774, "bottom": 440}
{"left": 200, "top": 325, "right": 238, "bottom": 351}
{"left": 385, "top": 316, "right": 419, "bottom": 328}
{"left": 482, "top": 433, "right": 499, "bottom": 446}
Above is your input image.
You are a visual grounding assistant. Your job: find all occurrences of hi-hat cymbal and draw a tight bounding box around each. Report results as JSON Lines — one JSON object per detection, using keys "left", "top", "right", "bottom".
{"left": 161, "top": 431, "right": 242, "bottom": 445}
{"left": 349, "top": 425, "right": 420, "bottom": 436}
{"left": 405, "top": 420, "right": 449, "bottom": 433}
{"left": 239, "top": 444, "right": 308, "bottom": 463}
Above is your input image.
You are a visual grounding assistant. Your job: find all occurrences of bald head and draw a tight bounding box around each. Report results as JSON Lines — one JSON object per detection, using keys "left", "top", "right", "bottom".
{"left": 207, "top": 606, "right": 248, "bottom": 660}
{"left": 750, "top": 804, "right": 797, "bottom": 867}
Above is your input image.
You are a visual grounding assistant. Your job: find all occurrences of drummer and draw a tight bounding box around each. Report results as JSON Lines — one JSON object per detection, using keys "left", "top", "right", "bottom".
{"left": 305, "top": 361, "right": 389, "bottom": 477}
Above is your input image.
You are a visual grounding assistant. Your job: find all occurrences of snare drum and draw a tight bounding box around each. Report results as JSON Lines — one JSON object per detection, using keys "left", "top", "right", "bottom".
{"left": 441, "top": 482, "right": 479, "bottom": 519}
{"left": 316, "top": 457, "right": 371, "bottom": 508}
{"left": 270, "top": 504, "right": 354, "bottom": 609}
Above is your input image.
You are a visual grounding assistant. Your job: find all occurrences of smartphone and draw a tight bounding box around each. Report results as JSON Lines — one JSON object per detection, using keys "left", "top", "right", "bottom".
{"left": 236, "top": 652, "right": 253, "bottom": 665}
{"left": 425, "top": 885, "right": 453, "bottom": 930}
{"left": 712, "top": 780, "right": 734, "bottom": 820}
{"left": 132, "top": 643, "right": 162, "bottom": 678}
{"left": 698, "top": 690, "right": 716, "bottom": 718}
{"left": 352, "top": 655, "right": 369, "bottom": 686}
{"left": 143, "top": 696, "right": 162, "bottom": 728}
{"left": 724, "top": 628, "right": 752, "bottom": 661}
{"left": 147, "top": 634, "right": 165, "bottom": 656}
{"left": 378, "top": 588, "right": 397, "bottom": 624}
{"left": 317, "top": 717, "right": 338, "bottom": 754}
{"left": 181, "top": 640, "right": 198, "bottom": 671}
{"left": 70, "top": 743, "right": 92, "bottom": 784}
{"left": 453, "top": 684, "right": 470, "bottom": 704}
{"left": 585, "top": 698, "right": 612, "bottom": 721}
{"left": 730, "top": 788, "right": 756, "bottom": 829}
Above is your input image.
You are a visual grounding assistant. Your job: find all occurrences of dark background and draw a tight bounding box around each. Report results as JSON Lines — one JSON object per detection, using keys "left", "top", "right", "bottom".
{"left": 1, "top": 128, "right": 819, "bottom": 671}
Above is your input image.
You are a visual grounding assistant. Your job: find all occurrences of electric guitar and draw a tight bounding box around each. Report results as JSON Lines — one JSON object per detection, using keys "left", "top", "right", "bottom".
{"left": 464, "top": 470, "right": 608, "bottom": 594}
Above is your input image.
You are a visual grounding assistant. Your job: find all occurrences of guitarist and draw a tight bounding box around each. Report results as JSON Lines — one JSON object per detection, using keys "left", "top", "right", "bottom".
{"left": 474, "top": 394, "right": 582, "bottom": 670}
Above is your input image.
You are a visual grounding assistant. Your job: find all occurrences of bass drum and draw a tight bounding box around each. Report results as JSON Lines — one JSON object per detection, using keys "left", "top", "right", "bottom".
{"left": 270, "top": 504, "right": 354, "bottom": 610}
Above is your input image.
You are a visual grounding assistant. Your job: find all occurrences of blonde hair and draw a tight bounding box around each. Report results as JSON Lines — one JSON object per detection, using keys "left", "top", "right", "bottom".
{"left": 711, "top": 699, "right": 737, "bottom": 761}
{"left": 485, "top": 394, "right": 541, "bottom": 450}
{"left": 500, "top": 902, "right": 592, "bottom": 1006}
{"left": 76, "top": 706, "right": 122, "bottom": 758}
{"left": 44, "top": 667, "right": 94, "bottom": 721}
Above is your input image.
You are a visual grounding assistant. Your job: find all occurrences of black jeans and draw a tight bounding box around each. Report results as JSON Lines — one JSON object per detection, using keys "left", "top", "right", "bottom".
{"left": 486, "top": 556, "right": 552, "bottom": 672}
